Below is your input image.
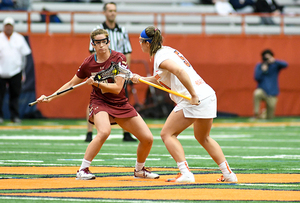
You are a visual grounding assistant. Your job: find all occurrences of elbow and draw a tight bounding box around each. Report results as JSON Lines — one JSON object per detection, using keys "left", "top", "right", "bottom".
{"left": 175, "top": 68, "right": 185, "bottom": 77}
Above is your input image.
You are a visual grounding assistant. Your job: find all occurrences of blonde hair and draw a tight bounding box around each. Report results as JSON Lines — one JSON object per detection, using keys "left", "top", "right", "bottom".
{"left": 144, "top": 26, "right": 162, "bottom": 56}
{"left": 90, "top": 29, "right": 109, "bottom": 41}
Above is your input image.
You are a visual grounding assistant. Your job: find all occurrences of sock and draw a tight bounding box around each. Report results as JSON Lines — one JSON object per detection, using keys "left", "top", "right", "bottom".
{"left": 218, "top": 160, "right": 233, "bottom": 176}
{"left": 177, "top": 161, "right": 191, "bottom": 175}
{"left": 135, "top": 161, "right": 145, "bottom": 171}
{"left": 80, "top": 159, "right": 91, "bottom": 171}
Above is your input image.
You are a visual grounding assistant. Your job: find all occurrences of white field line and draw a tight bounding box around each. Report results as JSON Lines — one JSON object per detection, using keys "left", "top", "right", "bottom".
{"left": 0, "top": 134, "right": 253, "bottom": 140}
{"left": 57, "top": 159, "right": 104, "bottom": 162}
{"left": 0, "top": 150, "right": 299, "bottom": 160}
{"left": 0, "top": 160, "right": 43, "bottom": 163}
{"left": 2, "top": 142, "right": 299, "bottom": 151}
{"left": 0, "top": 196, "right": 170, "bottom": 203}
{"left": 238, "top": 183, "right": 300, "bottom": 187}
{"left": 1, "top": 134, "right": 300, "bottom": 143}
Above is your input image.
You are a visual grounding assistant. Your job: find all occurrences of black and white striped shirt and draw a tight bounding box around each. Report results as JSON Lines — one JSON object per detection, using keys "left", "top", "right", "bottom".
{"left": 89, "top": 22, "right": 132, "bottom": 55}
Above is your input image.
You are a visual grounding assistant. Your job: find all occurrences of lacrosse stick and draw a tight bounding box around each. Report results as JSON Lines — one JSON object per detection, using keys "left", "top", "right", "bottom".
{"left": 138, "top": 78, "right": 191, "bottom": 101}
{"left": 28, "top": 62, "right": 132, "bottom": 107}
{"left": 114, "top": 63, "right": 191, "bottom": 101}
{"left": 28, "top": 81, "right": 87, "bottom": 106}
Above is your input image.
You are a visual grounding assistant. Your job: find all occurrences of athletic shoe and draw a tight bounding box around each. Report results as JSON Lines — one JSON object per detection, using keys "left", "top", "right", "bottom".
{"left": 123, "top": 132, "right": 137, "bottom": 142}
{"left": 216, "top": 173, "right": 238, "bottom": 182}
{"left": 85, "top": 132, "right": 92, "bottom": 142}
{"left": 76, "top": 167, "right": 96, "bottom": 180}
{"left": 134, "top": 167, "right": 159, "bottom": 179}
{"left": 11, "top": 117, "right": 21, "bottom": 123}
{"left": 166, "top": 172, "right": 195, "bottom": 183}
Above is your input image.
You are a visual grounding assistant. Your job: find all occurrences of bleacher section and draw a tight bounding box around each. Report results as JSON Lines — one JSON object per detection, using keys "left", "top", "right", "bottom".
{"left": 0, "top": 0, "right": 300, "bottom": 34}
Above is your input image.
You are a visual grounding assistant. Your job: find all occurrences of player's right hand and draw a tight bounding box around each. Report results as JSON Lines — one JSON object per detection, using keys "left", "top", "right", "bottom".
{"left": 36, "top": 95, "right": 49, "bottom": 103}
{"left": 86, "top": 76, "right": 94, "bottom": 85}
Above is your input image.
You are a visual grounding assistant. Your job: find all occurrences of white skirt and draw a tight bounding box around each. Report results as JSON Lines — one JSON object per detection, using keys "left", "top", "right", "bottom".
{"left": 173, "top": 94, "right": 217, "bottom": 118}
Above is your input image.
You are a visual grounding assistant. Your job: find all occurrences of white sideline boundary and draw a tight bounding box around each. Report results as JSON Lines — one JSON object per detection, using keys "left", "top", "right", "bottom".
{"left": 0, "top": 134, "right": 252, "bottom": 140}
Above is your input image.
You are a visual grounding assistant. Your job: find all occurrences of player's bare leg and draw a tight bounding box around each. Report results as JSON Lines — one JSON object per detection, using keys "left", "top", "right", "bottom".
{"left": 76, "top": 111, "right": 111, "bottom": 180}
{"left": 84, "top": 111, "right": 111, "bottom": 161}
{"left": 116, "top": 114, "right": 159, "bottom": 179}
{"left": 161, "top": 110, "right": 195, "bottom": 162}
{"left": 194, "top": 118, "right": 237, "bottom": 182}
{"left": 161, "top": 110, "right": 195, "bottom": 182}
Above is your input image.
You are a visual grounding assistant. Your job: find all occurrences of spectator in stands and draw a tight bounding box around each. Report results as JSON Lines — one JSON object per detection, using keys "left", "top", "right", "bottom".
{"left": 14, "top": 0, "right": 30, "bottom": 11}
{"left": 229, "top": 0, "right": 255, "bottom": 13}
{"left": 0, "top": 17, "right": 31, "bottom": 123}
{"left": 85, "top": 2, "right": 136, "bottom": 142}
{"left": 254, "top": 0, "right": 284, "bottom": 25}
{"left": 40, "top": 8, "right": 62, "bottom": 23}
{"left": 213, "top": 0, "right": 236, "bottom": 15}
{"left": 0, "top": 0, "right": 16, "bottom": 10}
{"left": 253, "top": 49, "right": 288, "bottom": 119}
{"left": 198, "top": 0, "right": 213, "bottom": 4}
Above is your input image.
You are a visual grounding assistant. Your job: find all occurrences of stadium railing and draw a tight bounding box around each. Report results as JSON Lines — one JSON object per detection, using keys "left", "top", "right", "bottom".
{"left": 1, "top": 11, "right": 300, "bottom": 36}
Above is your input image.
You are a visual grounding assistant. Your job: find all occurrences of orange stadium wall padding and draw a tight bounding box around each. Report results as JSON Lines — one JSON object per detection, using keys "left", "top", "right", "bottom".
{"left": 30, "top": 34, "right": 300, "bottom": 118}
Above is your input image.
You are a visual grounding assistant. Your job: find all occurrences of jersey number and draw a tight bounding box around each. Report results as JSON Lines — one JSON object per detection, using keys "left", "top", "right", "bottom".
{"left": 174, "top": 50, "right": 191, "bottom": 67}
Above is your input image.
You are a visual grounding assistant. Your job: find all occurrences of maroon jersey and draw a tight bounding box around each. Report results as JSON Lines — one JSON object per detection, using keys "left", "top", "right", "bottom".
{"left": 76, "top": 50, "right": 128, "bottom": 104}
{"left": 76, "top": 50, "right": 137, "bottom": 122}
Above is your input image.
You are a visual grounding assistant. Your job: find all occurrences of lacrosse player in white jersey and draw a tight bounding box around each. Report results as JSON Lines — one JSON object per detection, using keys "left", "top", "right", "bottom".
{"left": 131, "top": 26, "right": 238, "bottom": 183}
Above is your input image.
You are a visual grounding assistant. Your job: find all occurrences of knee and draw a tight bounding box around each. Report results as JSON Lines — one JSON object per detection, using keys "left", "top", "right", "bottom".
{"left": 196, "top": 136, "right": 209, "bottom": 146}
{"left": 160, "top": 130, "right": 172, "bottom": 143}
{"left": 95, "top": 129, "right": 110, "bottom": 142}
{"left": 254, "top": 88, "right": 263, "bottom": 97}
{"left": 139, "top": 132, "right": 153, "bottom": 145}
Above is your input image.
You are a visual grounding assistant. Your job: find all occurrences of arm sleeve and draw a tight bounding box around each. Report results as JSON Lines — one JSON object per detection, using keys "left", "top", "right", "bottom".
{"left": 21, "top": 36, "right": 31, "bottom": 56}
{"left": 254, "top": 63, "right": 264, "bottom": 82}
{"left": 76, "top": 60, "right": 88, "bottom": 79}
{"left": 276, "top": 60, "right": 288, "bottom": 70}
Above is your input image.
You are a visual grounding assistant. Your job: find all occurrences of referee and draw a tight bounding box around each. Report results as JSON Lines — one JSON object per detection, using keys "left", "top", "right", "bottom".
{"left": 85, "top": 2, "right": 136, "bottom": 142}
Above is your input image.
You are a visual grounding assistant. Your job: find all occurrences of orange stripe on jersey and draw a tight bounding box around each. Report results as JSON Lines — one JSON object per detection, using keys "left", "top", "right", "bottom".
{"left": 225, "top": 161, "right": 232, "bottom": 174}
{"left": 159, "top": 81, "right": 171, "bottom": 90}
{"left": 154, "top": 74, "right": 160, "bottom": 80}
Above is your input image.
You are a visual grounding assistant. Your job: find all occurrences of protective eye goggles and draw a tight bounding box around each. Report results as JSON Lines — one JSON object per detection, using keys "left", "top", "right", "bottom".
{"left": 92, "top": 37, "right": 109, "bottom": 45}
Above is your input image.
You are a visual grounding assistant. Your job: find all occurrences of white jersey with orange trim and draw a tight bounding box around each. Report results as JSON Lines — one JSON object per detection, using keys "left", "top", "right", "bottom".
{"left": 153, "top": 46, "right": 215, "bottom": 105}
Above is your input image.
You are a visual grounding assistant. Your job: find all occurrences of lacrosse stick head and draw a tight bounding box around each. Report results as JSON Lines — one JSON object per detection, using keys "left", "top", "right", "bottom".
{"left": 116, "top": 62, "right": 133, "bottom": 80}
{"left": 94, "top": 62, "right": 132, "bottom": 82}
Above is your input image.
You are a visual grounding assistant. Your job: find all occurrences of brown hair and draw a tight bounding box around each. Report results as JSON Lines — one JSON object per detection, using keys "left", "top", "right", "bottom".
{"left": 145, "top": 26, "right": 163, "bottom": 56}
{"left": 103, "top": 2, "right": 117, "bottom": 11}
{"left": 90, "top": 29, "right": 109, "bottom": 41}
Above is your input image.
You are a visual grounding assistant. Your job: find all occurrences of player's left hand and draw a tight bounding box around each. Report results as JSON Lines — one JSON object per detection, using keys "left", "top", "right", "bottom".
{"left": 131, "top": 74, "right": 141, "bottom": 83}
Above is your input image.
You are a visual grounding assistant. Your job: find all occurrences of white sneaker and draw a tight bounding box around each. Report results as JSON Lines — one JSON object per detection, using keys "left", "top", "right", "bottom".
{"left": 76, "top": 167, "right": 96, "bottom": 180}
{"left": 216, "top": 172, "right": 238, "bottom": 182}
{"left": 134, "top": 167, "right": 159, "bottom": 179}
{"left": 166, "top": 172, "right": 195, "bottom": 183}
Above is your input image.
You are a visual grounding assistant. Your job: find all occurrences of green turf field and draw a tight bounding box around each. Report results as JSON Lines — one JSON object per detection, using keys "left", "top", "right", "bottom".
{"left": 0, "top": 117, "right": 299, "bottom": 203}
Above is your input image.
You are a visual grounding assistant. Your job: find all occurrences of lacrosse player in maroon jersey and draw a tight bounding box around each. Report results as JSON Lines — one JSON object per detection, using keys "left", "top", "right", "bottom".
{"left": 131, "top": 26, "right": 237, "bottom": 183}
{"left": 36, "top": 29, "right": 159, "bottom": 180}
